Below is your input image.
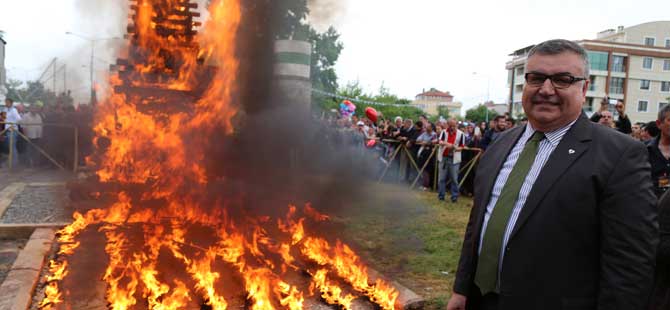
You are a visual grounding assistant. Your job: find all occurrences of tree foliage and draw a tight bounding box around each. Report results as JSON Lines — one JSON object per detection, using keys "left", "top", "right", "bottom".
{"left": 5, "top": 79, "right": 73, "bottom": 106}
{"left": 315, "top": 80, "right": 424, "bottom": 121}
{"left": 465, "top": 104, "right": 498, "bottom": 124}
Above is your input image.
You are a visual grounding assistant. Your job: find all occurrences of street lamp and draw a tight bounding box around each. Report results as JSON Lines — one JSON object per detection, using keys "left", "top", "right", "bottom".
{"left": 65, "top": 32, "right": 121, "bottom": 104}
{"left": 472, "top": 72, "right": 492, "bottom": 122}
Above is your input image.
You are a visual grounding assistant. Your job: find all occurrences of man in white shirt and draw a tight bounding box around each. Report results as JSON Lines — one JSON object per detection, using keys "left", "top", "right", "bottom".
{"left": 3, "top": 98, "right": 22, "bottom": 167}
{"left": 20, "top": 105, "right": 43, "bottom": 167}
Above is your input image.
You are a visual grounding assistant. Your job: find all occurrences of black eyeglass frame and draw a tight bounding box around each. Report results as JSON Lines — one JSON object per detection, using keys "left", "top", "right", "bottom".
{"left": 524, "top": 72, "right": 588, "bottom": 89}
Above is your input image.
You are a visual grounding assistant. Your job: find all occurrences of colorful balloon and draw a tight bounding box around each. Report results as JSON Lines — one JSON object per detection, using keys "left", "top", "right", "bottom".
{"left": 365, "top": 107, "right": 378, "bottom": 123}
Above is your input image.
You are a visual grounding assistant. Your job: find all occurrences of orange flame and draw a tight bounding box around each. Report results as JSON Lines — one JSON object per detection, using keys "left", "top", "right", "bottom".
{"left": 39, "top": 0, "right": 399, "bottom": 309}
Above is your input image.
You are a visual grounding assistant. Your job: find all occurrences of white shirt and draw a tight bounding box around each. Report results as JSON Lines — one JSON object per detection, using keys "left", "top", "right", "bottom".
{"left": 2, "top": 106, "right": 22, "bottom": 131}
{"left": 478, "top": 121, "right": 576, "bottom": 268}
{"left": 20, "top": 112, "right": 43, "bottom": 139}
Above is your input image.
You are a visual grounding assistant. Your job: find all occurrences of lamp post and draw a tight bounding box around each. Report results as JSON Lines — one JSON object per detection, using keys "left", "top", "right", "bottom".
{"left": 65, "top": 32, "right": 120, "bottom": 104}
{"left": 472, "top": 72, "right": 492, "bottom": 122}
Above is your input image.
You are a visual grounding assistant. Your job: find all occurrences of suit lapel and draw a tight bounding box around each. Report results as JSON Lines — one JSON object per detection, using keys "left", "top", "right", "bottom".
{"left": 508, "top": 116, "right": 593, "bottom": 240}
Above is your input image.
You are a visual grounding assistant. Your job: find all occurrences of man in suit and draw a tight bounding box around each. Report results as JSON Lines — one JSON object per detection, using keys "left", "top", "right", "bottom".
{"left": 447, "top": 39, "right": 658, "bottom": 310}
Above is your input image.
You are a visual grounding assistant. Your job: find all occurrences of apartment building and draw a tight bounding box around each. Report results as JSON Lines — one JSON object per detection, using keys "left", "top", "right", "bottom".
{"left": 411, "top": 88, "right": 463, "bottom": 116}
{"left": 506, "top": 21, "right": 670, "bottom": 122}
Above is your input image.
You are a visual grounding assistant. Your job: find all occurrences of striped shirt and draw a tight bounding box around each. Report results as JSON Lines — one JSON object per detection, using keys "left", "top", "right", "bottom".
{"left": 478, "top": 120, "right": 576, "bottom": 267}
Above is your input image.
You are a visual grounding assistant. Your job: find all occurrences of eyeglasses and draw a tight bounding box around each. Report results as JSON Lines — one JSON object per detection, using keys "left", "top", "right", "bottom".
{"left": 524, "top": 72, "right": 587, "bottom": 89}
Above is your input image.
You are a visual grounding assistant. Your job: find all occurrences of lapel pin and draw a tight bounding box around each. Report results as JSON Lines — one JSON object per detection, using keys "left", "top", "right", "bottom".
{"left": 569, "top": 149, "right": 576, "bottom": 154}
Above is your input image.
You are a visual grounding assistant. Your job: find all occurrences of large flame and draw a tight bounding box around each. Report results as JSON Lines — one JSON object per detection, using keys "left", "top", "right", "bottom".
{"left": 40, "top": 0, "right": 399, "bottom": 309}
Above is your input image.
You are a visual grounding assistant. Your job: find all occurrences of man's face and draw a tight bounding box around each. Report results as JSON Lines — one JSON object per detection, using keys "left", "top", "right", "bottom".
{"left": 404, "top": 120, "right": 412, "bottom": 128}
{"left": 599, "top": 111, "right": 614, "bottom": 127}
{"left": 657, "top": 114, "right": 670, "bottom": 138}
{"left": 632, "top": 124, "right": 641, "bottom": 134}
{"left": 496, "top": 119, "right": 506, "bottom": 131}
{"left": 447, "top": 120, "right": 457, "bottom": 130}
{"left": 395, "top": 119, "right": 402, "bottom": 127}
{"left": 5, "top": 100, "right": 11, "bottom": 108}
{"left": 522, "top": 52, "right": 588, "bottom": 130}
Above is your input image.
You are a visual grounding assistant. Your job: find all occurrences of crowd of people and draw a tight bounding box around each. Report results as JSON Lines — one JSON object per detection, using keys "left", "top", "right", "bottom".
{"left": 0, "top": 97, "right": 94, "bottom": 169}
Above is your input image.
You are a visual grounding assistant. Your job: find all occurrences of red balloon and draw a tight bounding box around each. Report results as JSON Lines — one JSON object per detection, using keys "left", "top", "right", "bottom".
{"left": 366, "top": 139, "right": 377, "bottom": 148}
{"left": 365, "top": 107, "right": 378, "bottom": 123}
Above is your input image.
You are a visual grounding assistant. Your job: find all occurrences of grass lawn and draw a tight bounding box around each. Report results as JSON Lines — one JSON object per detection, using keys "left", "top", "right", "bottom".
{"left": 338, "top": 183, "right": 472, "bottom": 309}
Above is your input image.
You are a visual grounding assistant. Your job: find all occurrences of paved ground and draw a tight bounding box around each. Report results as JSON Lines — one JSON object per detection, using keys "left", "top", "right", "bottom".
{"left": 0, "top": 239, "right": 27, "bottom": 286}
{"left": 0, "top": 169, "right": 74, "bottom": 190}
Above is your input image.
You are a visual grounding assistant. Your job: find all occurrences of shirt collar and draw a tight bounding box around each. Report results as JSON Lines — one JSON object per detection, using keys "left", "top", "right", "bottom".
{"left": 522, "top": 119, "right": 577, "bottom": 147}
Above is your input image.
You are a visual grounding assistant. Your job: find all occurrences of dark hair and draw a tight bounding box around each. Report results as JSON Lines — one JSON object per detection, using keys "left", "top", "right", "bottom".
{"left": 645, "top": 121, "right": 660, "bottom": 137}
{"left": 528, "top": 39, "right": 590, "bottom": 77}
{"left": 658, "top": 104, "right": 670, "bottom": 121}
{"left": 415, "top": 121, "right": 423, "bottom": 128}
{"left": 5, "top": 98, "right": 13, "bottom": 104}
{"left": 507, "top": 118, "right": 516, "bottom": 125}
{"left": 494, "top": 115, "right": 506, "bottom": 122}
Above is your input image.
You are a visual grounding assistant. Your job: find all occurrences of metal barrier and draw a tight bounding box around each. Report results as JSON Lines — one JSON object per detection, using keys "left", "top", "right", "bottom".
{"left": 0, "top": 122, "right": 79, "bottom": 173}
{"left": 376, "top": 139, "right": 482, "bottom": 191}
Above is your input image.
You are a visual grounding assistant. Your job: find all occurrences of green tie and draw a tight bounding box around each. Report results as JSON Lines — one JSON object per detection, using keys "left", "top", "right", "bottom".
{"left": 475, "top": 130, "right": 545, "bottom": 295}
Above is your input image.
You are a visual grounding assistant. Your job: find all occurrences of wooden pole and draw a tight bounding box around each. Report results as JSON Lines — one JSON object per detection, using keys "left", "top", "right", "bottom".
{"left": 15, "top": 130, "right": 66, "bottom": 171}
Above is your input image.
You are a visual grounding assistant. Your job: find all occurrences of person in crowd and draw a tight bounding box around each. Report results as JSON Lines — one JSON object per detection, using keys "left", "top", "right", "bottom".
{"left": 647, "top": 105, "right": 670, "bottom": 198}
{"left": 353, "top": 121, "right": 366, "bottom": 146}
{"left": 589, "top": 96, "right": 609, "bottom": 122}
{"left": 2, "top": 98, "right": 22, "bottom": 167}
{"left": 448, "top": 39, "right": 657, "bottom": 310}
{"left": 650, "top": 190, "right": 670, "bottom": 310}
{"left": 460, "top": 123, "right": 478, "bottom": 197}
{"left": 614, "top": 99, "right": 632, "bottom": 134}
{"left": 20, "top": 105, "right": 44, "bottom": 167}
{"left": 478, "top": 121, "right": 488, "bottom": 136}
{"left": 597, "top": 110, "right": 615, "bottom": 128}
{"left": 480, "top": 115, "right": 507, "bottom": 150}
{"left": 416, "top": 122, "right": 437, "bottom": 190}
{"left": 505, "top": 117, "right": 515, "bottom": 129}
{"left": 436, "top": 118, "right": 465, "bottom": 202}
{"left": 419, "top": 115, "right": 429, "bottom": 128}
{"left": 631, "top": 122, "right": 643, "bottom": 140}
{"left": 642, "top": 121, "right": 660, "bottom": 144}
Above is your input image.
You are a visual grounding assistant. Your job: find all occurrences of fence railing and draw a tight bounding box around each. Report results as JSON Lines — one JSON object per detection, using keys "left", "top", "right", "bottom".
{"left": 0, "top": 122, "right": 79, "bottom": 173}
{"left": 375, "top": 138, "right": 482, "bottom": 191}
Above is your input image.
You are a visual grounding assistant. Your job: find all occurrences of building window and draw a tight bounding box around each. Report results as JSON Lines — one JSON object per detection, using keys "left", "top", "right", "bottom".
{"left": 664, "top": 59, "right": 670, "bottom": 71}
{"left": 640, "top": 79, "right": 651, "bottom": 90}
{"left": 643, "top": 57, "right": 653, "bottom": 69}
{"left": 589, "top": 76, "right": 596, "bottom": 91}
{"left": 645, "top": 37, "right": 656, "bottom": 46}
{"left": 662, "top": 81, "right": 670, "bottom": 92}
{"left": 588, "top": 51, "right": 609, "bottom": 71}
{"left": 666, "top": 39, "right": 670, "bottom": 48}
{"left": 638, "top": 100, "right": 649, "bottom": 112}
{"left": 612, "top": 55, "right": 626, "bottom": 72}
{"left": 660, "top": 102, "right": 669, "bottom": 112}
{"left": 610, "top": 77, "right": 625, "bottom": 94}
{"left": 516, "top": 67, "right": 524, "bottom": 76}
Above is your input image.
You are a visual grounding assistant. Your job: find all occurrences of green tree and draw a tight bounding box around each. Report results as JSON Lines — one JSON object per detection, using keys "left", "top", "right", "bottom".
{"left": 465, "top": 104, "right": 498, "bottom": 124}
{"left": 436, "top": 106, "right": 450, "bottom": 120}
{"left": 315, "top": 80, "right": 423, "bottom": 121}
{"left": 5, "top": 79, "right": 73, "bottom": 106}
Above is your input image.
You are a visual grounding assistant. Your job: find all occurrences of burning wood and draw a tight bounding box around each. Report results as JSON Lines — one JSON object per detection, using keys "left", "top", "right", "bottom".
{"left": 37, "top": 1, "right": 404, "bottom": 309}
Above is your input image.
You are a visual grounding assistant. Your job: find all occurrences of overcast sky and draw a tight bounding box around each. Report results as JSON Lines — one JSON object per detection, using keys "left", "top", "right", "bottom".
{"left": 2, "top": 0, "right": 670, "bottom": 112}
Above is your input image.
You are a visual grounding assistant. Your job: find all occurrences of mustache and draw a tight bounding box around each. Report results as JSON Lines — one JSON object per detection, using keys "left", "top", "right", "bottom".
{"left": 531, "top": 95, "right": 561, "bottom": 105}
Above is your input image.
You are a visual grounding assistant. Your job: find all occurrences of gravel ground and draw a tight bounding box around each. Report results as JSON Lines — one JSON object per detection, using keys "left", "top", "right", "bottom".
{"left": 0, "top": 186, "right": 72, "bottom": 224}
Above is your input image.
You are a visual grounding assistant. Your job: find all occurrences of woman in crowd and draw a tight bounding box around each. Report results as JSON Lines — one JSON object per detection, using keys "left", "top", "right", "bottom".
{"left": 415, "top": 122, "right": 436, "bottom": 190}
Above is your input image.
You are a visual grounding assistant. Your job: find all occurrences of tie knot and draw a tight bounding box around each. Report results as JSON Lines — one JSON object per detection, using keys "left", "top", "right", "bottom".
{"left": 531, "top": 131, "right": 545, "bottom": 142}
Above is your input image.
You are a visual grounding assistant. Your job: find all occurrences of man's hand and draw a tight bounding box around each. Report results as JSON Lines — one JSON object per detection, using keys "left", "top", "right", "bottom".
{"left": 447, "top": 293, "right": 467, "bottom": 310}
